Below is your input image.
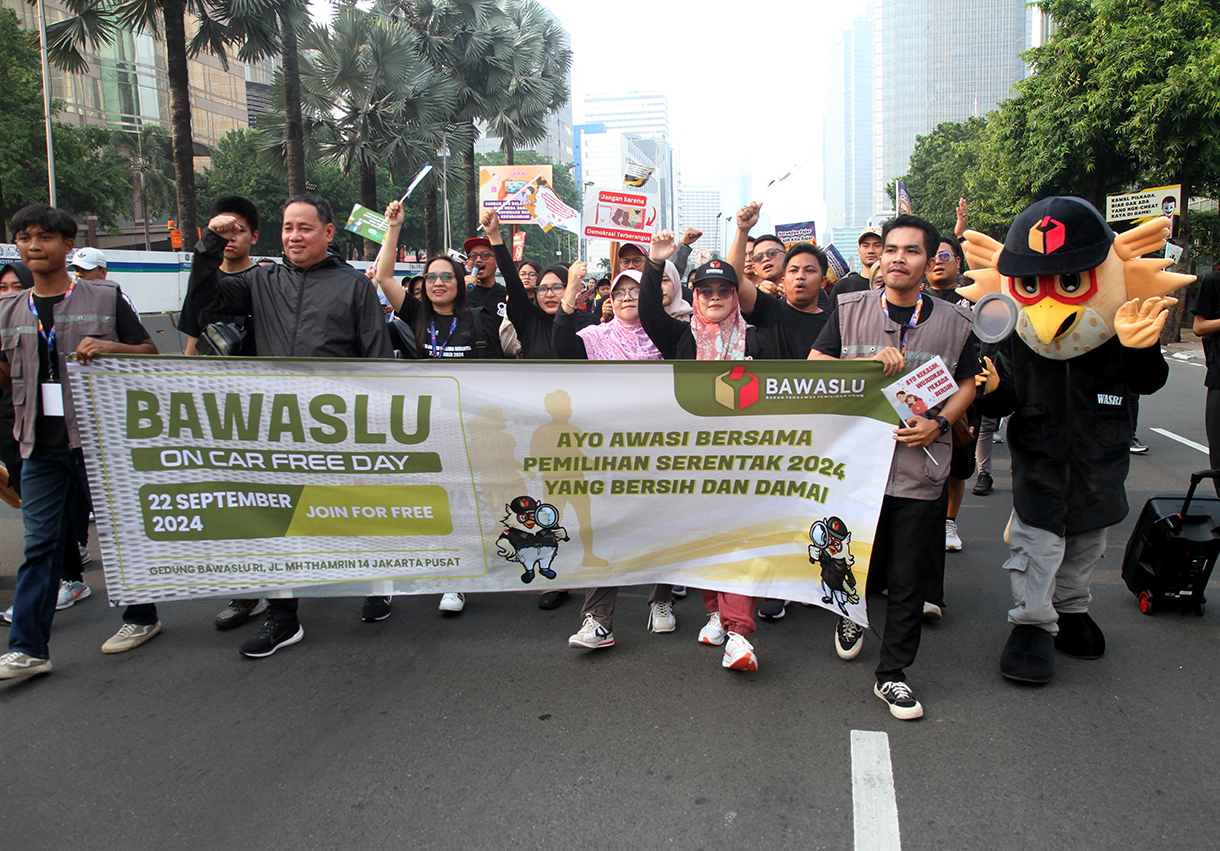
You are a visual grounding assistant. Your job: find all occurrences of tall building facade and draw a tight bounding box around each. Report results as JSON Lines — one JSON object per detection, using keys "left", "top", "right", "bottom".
{"left": 824, "top": 15, "right": 874, "bottom": 233}
{"left": 863, "top": 0, "right": 1032, "bottom": 213}
{"left": 678, "top": 184, "right": 724, "bottom": 256}
{"left": 582, "top": 90, "right": 676, "bottom": 230}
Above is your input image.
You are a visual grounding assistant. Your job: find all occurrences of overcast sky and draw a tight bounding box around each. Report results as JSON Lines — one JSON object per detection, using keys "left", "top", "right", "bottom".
{"left": 313, "top": 0, "right": 871, "bottom": 231}
{"left": 542, "top": 0, "right": 870, "bottom": 229}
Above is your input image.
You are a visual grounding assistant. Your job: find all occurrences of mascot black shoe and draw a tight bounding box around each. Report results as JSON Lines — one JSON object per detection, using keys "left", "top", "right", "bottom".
{"left": 1001, "top": 624, "right": 1055, "bottom": 683}
{"left": 1054, "top": 611, "right": 1106, "bottom": 659}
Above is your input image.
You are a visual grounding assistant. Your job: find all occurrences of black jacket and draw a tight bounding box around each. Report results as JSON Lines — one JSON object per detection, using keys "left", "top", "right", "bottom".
{"left": 185, "top": 230, "right": 392, "bottom": 359}
{"left": 979, "top": 336, "right": 1168, "bottom": 535}
{"left": 495, "top": 243, "right": 593, "bottom": 358}
{"left": 639, "top": 258, "right": 770, "bottom": 360}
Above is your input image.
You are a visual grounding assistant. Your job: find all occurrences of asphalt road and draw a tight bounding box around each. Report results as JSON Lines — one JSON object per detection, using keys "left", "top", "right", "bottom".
{"left": 2, "top": 344, "right": 1219, "bottom": 850}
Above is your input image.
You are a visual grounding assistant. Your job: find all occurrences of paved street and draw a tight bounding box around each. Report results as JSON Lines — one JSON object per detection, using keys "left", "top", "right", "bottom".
{"left": 2, "top": 345, "right": 1219, "bottom": 850}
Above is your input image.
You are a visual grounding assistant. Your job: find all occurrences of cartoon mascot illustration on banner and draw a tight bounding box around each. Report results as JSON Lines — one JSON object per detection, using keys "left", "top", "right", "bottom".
{"left": 960, "top": 196, "right": 1192, "bottom": 684}
{"left": 496, "top": 495, "right": 569, "bottom": 583}
{"left": 809, "top": 516, "right": 860, "bottom": 616}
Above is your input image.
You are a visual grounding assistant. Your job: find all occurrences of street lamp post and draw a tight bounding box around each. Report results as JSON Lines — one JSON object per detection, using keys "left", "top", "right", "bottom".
{"left": 36, "top": 0, "right": 57, "bottom": 206}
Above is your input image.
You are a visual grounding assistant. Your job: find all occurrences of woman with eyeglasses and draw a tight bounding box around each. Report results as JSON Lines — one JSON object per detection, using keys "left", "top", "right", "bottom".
{"left": 551, "top": 257, "right": 677, "bottom": 649}
{"left": 639, "top": 229, "right": 773, "bottom": 673}
{"left": 480, "top": 209, "right": 594, "bottom": 359}
{"left": 373, "top": 200, "right": 503, "bottom": 363}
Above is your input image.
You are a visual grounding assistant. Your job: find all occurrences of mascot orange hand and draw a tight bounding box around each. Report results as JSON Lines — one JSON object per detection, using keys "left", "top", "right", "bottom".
{"left": 1114, "top": 296, "right": 1177, "bottom": 349}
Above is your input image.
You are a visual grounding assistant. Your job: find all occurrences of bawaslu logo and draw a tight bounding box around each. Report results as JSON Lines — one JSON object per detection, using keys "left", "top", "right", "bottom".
{"left": 673, "top": 361, "right": 897, "bottom": 422}
{"left": 715, "top": 367, "right": 759, "bottom": 410}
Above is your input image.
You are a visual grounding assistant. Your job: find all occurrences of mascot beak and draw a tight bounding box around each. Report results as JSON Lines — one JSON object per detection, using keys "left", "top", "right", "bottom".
{"left": 1023, "top": 297, "right": 1081, "bottom": 344}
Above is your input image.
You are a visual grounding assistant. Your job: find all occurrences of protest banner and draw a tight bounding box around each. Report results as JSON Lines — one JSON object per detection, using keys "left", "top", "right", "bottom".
{"left": 530, "top": 183, "right": 581, "bottom": 235}
{"left": 479, "top": 165, "right": 554, "bottom": 223}
{"left": 896, "top": 180, "right": 912, "bottom": 215}
{"left": 623, "top": 161, "right": 654, "bottom": 188}
{"left": 775, "top": 221, "right": 817, "bottom": 248}
{"left": 513, "top": 231, "right": 527, "bottom": 262}
{"left": 1105, "top": 184, "right": 1181, "bottom": 223}
{"left": 69, "top": 357, "right": 903, "bottom": 626}
{"left": 824, "top": 244, "right": 850, "bottom": 286}
{"left": 582, "top": 187, "right": 660, "bottom": 243}
{"left": 344, "top": 204, "right": 389, "bottom": 245}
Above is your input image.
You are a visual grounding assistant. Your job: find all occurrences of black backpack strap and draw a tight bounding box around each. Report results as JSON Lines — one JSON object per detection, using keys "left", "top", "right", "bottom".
{"left": 470, "top": 306, "right": 488, "bottom": 359}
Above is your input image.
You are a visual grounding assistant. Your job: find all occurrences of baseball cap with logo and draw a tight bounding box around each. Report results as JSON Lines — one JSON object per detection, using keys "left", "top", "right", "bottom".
{"left": 857, "top": 227, "right": 883, "bottom": 244}
{"left": 692, "top": 260, "right": 739, "bottom": 288}
{"left": 617, "top": 241, "right": 648, "bottom": 258}
{"left": 996, "top": 196, "right": 1114, "bottom": 278}
{"left": 70, "top": 246, "right": 107, "bottom": 271}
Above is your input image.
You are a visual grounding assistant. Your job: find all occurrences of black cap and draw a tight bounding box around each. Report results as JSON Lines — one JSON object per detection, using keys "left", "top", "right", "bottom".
{"left": 692, "top": 259, "right": 739, "bottom": 287}
{"left": 996, "top": 196, "right": 1115, "bottom": 278}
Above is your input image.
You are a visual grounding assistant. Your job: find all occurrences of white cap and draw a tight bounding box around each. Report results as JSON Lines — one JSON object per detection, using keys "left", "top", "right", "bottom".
{"left": 71, "top": 246, "right": 107, "bottom": 270}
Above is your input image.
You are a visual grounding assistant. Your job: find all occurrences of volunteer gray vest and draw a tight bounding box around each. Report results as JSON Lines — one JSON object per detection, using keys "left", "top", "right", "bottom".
{"left": 836, "top": 289, "right": 974, "bottom": 500}
{"left": 0, "top": 280, "right": 123, "bottom": 458}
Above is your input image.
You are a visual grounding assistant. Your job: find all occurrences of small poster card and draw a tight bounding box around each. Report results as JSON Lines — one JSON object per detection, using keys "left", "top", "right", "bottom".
{"left": 885, "top": 355, "right": 957, "bottom": 422}
{"left": 344, "top": 204, "right": 389, "bottom": 245}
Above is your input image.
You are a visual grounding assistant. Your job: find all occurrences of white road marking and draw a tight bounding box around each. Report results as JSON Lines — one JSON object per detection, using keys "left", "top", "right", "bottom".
{"left": 1150, "top": 427, "right": 1209, "bottom": 455}
{"left": 851, "top": 730, "right": 902, "bottom": 851}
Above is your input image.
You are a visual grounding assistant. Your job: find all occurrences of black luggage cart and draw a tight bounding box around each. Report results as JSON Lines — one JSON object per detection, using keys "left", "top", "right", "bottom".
{"left": 1121, "top": 469, "right": 1220, "bottom": 616}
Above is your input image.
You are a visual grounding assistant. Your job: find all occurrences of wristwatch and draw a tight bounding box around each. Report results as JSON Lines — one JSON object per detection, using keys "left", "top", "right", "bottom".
{"left": 933, "top": 415, "right": 950, "bottom": 435}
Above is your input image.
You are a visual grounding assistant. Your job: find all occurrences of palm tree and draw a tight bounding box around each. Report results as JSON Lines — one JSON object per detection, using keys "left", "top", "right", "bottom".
{"left": 116, "top": 124, "right": 176, "bottom": 249}
{"left": 265, "top": 7, "right": 455, "bottom": 259}
{"left": 42, "top": 0, "right": 244, "bottom": 242}
{"left": 484, "top": 0, "right": 571, "bottom": 167}
{"left": 373, "top": 0, "right": 513, "bottom": 238}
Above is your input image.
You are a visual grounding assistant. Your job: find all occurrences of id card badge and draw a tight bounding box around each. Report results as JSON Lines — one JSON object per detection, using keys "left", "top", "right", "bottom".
{"left": 41, "top": 382, "right": 65, "bottom": 417}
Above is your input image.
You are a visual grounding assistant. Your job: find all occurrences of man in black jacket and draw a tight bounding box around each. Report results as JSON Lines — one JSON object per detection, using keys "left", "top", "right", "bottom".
{"left": 185, "top": 193, "right": 393, "bottom": 658}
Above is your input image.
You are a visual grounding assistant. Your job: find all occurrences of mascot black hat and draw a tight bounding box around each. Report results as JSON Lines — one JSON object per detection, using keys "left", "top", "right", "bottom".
{"left": 997, "top": 196, "right": 1115, "bottom": 278}
{"left": 509, "top": 495, "right": 540, "bottom": 514}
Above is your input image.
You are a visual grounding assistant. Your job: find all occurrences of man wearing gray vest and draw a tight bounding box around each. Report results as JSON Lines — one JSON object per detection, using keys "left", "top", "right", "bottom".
{"left": 0, "top": 205, "right": 159, "bottom": 679}
{"left": 810, "top": 214, "right": 981, "bottom": 719}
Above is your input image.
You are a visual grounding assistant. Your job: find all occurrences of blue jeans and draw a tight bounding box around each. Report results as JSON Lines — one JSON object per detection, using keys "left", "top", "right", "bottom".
{"left": 9, "top": 453, "right": 156, "bottom": 659}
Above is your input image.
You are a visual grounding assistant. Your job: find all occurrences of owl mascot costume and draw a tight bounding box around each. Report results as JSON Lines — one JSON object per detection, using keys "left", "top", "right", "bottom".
{"left": 960, "top": 196, "right": 1192, "bottom": 683}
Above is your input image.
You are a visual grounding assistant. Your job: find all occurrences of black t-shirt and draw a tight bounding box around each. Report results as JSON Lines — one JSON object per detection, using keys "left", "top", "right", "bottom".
{"left": 31, "top": 289, "right": 150, "bottom": 453}
{"left": 1192, "top": 271, "right": 1220, "bottom": 388}
{"left": 467, "top": 282, "right": 508, "bottom": 321}
{"left": 178, "top": 261, "right": 259, "bottom": 354}
{"left": 743, "top": 292, "right": 830, "bottom": 359}
{"left": 812, "top": 293, "right": 981, "bottom": 382}
{"left": 395, "top": 296, "right": 504, "bottom": 360}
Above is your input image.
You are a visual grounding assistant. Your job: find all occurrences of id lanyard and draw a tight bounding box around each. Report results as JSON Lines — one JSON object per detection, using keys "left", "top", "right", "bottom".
{"left": 30, "top": 279, "right": 75, "bottom": 381}
{"left": 880, "top": 291, "right": 922, "bottom": 355}
{"left": 428, "top": 317, "right": 459, "bottom": 359}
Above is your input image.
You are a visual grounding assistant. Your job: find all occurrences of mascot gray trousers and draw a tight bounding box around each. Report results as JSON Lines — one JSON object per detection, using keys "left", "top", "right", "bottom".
{"left": 1004, "top": 511, "right": 1107, "bottom": 635}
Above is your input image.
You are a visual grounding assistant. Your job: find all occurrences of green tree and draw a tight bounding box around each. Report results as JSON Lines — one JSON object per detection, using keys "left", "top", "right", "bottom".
{"left": 115, "top": 123, "right": 176, "bottom": 249}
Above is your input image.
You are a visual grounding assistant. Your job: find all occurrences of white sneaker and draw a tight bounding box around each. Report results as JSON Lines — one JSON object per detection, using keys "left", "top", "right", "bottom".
{"left": 101, "top": 621, "right": 162, "bottom": 654}
{"left": 78, "top": 543, "right": 91, "bottom": 564}
{"left": 698, "top": 611, "right": 727, "bottom": 646}
{"left": 568, "top": 614, "right": 614, "bottom": 649}
{"left": 56, "top": 579, "right": 92, "bottom": 610}
{"left": 1, "top": 605, "right": 11, "bottom": 624}
{"left": 0, "top": 651, "right": 52, "bottom": 679}
{"left": 923, "top": 602, "right": 943, "bottom": 619}
{"left": 438, "top": 593, "right": 465, "bottom": 613}
{"left": 945, "top": 519, "right": 963, "bottom": 552}
{"left": 647, "top": 601, "right": 676, "bottom": 633}
{"left": 722, "top": 632, "right": 758, "bottom": 671}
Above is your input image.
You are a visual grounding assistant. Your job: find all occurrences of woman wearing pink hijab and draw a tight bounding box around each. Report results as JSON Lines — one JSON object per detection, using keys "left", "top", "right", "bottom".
{"left": 639, "top": 230, "right": 773, "bottom": 672}
{"left": 553, "top": 261, "right": 677, "bottom": 651}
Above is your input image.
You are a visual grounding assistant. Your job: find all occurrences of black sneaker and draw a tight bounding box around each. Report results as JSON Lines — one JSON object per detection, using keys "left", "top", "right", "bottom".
{"left": 1130, "top": 438, "right": 1149, "bottom": 454}
{"left": 758, "top": 598, "right": 787, "bottom": 621}
{"left": 240, "top": 619, "right": 304, "bottom": 658}
{"left": 214, "top": 599, "right": 268, "bottom": 630}
{"left": 361, "top": 596, "right": 393, "bottom": 622}
{"left": 874, "top": 680, "right": 923, "bottom": 720}
{"left": 972, "top": 471, "right": 993, "bottom": 496}
{"left": 835, "top": 617, "right": 864, "bottom": 659}
{"left": 538, "top": 590, "right": 569, "bottom": 610}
